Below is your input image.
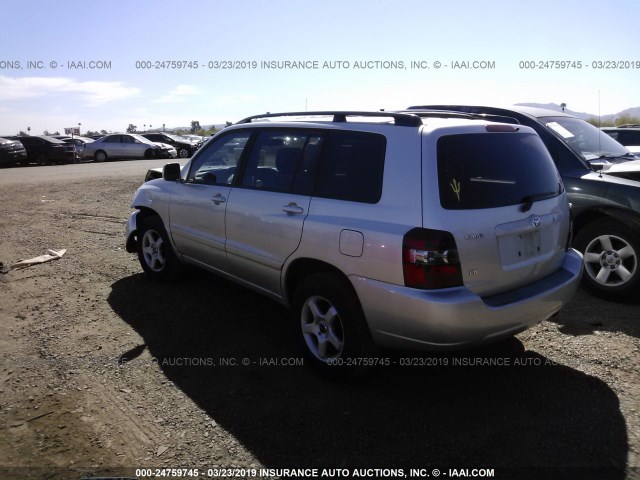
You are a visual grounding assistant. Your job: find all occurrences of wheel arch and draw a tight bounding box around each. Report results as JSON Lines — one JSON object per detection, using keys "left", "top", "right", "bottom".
{"left": 125, "top": 206, "right": 162, "bottom": 253}
{"left": 572, "top": 206, "right": 640, "bottom": 241}
{"left": 283, "top": 258, "right": 356, "bottom": 307}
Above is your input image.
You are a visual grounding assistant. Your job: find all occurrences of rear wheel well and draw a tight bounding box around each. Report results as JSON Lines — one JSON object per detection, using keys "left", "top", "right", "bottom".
{"left": 284, "top": 259, "right": 353, "bottom": 305}
{"left": 572, "top": 208, "right": 640, "bottom": 240}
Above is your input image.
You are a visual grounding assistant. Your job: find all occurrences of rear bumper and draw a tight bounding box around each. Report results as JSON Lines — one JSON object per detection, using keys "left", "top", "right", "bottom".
{"left": 351, "top": 249, "right": 583, "bottom": 350}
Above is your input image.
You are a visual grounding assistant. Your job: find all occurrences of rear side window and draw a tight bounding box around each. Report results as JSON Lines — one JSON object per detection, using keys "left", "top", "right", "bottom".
{"left": 314, "top": 131, "right": 386, "bottom": 203}
{"left": 437, "top": 132, "right": 562, "bottom": 210}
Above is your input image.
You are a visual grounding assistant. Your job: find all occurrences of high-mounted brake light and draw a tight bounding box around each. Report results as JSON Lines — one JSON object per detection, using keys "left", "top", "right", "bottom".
{"left": 485, "top": 124, "right": 520, "bottom": 132}
{"left": 402, "top": 228, "right": 463, "bottom": 289}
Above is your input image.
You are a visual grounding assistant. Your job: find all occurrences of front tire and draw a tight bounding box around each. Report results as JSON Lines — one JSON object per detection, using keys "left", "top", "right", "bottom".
{"left": 178, "top": 147, "right": 190, "bottom": 158}
{"left": 573, "top": 219, "right": 640, "bottom": 299}
{"left": 136, "top": 215, "right": 182, "bottom": 280}
{"left": 292, "top": 273, "right": 378, "bottom": 378}
{"left": 94, "top": 150, "right": 107, "bottom": 162}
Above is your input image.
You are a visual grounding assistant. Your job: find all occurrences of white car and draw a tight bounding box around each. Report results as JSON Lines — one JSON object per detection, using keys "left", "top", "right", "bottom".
{"left": 82, "top": 133, "right": 161, "bottom": 162}
{"left": 125, "top": 110, "right": 582, "bottom": 376}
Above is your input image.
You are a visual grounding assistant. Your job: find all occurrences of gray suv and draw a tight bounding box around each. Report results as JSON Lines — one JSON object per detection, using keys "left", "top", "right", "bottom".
{"left": 125, "top": 111, "right": 582, "bottom": 375}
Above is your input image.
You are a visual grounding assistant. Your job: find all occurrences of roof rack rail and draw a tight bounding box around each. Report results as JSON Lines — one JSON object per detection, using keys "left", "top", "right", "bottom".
{"left": 235, "top": 111, "right": 423, "bottom": 127}
{"left": 398, "top": 108, "right": 521, "bottom": 125}
{"left": 617, "top": 124, "right": 640, "bottom": 128}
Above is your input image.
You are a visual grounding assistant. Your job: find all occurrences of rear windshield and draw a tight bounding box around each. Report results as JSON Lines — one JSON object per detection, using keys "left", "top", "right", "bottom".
{"left": 438, "top": 132, "right": 562, "bottom": 210}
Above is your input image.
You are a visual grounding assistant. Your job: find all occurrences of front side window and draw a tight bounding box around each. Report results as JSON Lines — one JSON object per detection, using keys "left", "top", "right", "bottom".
{"left": 187, "top": 132, "right": 251, "bottom": 184}
{"left": 438, "top": 132, "right": 562, "bottom": 210}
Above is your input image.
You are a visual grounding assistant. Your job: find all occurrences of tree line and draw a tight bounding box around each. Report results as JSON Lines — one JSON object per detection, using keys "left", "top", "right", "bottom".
{"left": 585, "top": 114, "right": 640, "bottom": 127}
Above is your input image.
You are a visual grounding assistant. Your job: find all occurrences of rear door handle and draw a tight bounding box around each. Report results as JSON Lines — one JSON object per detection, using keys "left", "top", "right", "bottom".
{"left": 211, "top": 193, "right": 226, "bottom": 205}
{"left": 282, "top": 202, "right": 304, "bottom": 215}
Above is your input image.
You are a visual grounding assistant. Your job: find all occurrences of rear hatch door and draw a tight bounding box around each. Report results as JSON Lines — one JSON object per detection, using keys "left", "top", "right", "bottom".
{"left": 423, "top": 124, "right": 570, "bottom": 297}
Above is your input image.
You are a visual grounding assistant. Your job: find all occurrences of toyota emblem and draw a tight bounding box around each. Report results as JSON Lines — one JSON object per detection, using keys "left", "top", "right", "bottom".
{"left": 532, "top": 216, "right": 541, "bottom": 228}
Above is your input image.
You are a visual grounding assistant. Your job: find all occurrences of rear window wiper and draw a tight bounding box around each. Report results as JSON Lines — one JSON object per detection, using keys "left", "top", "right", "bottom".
{"left": 520, "top": 192, "right": 558, "bottom": 212}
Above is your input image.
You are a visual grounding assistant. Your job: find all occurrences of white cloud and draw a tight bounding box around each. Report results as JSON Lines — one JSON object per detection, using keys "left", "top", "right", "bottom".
{"left": 154, "top": 84, "right": 201, "bottom": 103}
{"left": 0, "top": 76, "right": 140, "bottom": 106}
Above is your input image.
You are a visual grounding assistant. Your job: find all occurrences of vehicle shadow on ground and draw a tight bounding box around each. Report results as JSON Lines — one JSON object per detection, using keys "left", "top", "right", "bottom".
{"left": 108, "top": 272, "right": 628, "bottom": 480}
{"left": 547, "top": 288, "right": 640, "bottom": 339}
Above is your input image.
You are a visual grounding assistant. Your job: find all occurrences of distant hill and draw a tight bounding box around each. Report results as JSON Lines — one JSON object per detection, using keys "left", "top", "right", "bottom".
{"left": 515, "top": 103, "right": 640, "bottom": 123}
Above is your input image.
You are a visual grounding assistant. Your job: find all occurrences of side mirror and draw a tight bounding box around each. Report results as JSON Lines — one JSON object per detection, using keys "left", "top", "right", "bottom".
{"left": 163, "top": 163, "right": 181, "bottom": 181}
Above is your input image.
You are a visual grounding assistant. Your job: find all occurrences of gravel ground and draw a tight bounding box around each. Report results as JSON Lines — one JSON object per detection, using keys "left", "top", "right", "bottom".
{"left": 0, "top": 168, "right": 638, "bottom": 480}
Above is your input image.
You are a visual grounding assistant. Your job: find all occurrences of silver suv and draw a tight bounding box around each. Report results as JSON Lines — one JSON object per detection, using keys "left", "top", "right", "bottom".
{"left": 125, "top": 111, "right": 583, "bottom": 375}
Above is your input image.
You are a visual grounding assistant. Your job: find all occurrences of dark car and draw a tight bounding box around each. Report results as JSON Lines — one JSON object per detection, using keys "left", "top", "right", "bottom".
{"left": 141, "top": 133, "right": 198, "bottom": 158}
{"left": 0, "top": 137, "right": 28, "bottom": 167}
{"left": 403, "top": 105, "right": 640, "bottom": 299}
{"left": 601, "top": 126, "right": 640, "bottom": 154}
{"left": 6, "top": 135, "right": 76, "bottom": 165}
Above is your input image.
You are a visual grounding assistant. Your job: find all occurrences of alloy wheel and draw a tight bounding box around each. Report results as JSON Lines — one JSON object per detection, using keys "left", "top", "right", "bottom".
{"left": 300, "top": 295, "right": 345, "bottom": 361}
{"left": 583, "top": 234, "right": 638, "bottom": 287}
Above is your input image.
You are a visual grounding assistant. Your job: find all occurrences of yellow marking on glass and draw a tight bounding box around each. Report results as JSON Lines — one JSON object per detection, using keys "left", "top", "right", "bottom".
{"left": 450, "top": 178, "right": 461, "bottom": 202}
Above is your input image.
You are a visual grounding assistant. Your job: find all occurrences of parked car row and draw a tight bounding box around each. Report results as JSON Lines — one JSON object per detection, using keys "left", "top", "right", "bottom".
{"left": 0, "top": 132, "right": 208, "bottom": 167}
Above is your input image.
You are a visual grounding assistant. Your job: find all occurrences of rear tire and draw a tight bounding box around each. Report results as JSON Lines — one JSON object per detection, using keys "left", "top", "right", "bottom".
{"left": 292, "top": 273, "right": 378, "bottom": 378}
{"left": 136, "top": 215, "right": 182, "bottom": 280}
{"left": 573, "top": 219, "right": 640, "bottom": 299}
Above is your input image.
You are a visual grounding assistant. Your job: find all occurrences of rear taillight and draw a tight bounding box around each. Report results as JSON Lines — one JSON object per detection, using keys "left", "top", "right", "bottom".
{"left": 402, "top": 228, "right": 463, "bottom": 289}
{"left": 566, "top": 203, "right": 574, "bottom": 251}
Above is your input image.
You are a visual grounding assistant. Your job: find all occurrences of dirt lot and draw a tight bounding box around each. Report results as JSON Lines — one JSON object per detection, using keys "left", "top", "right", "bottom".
{"left": 0, "top": 164, "right": 639, "bottom": 480}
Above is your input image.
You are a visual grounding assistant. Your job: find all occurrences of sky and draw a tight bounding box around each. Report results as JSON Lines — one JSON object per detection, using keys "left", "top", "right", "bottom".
{"left": 1, "top": 0, "right": 639, "bottom": 135}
